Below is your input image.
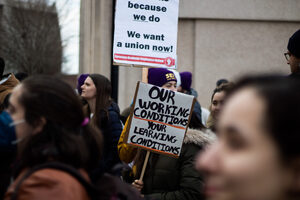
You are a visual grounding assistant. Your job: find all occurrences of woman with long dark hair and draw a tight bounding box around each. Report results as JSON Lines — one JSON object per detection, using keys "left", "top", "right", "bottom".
{"left": 81, "top": 74, "right": 123, "bottom": 177}
{"left": 4, "top": 75, "right": 102, "bottom": 200}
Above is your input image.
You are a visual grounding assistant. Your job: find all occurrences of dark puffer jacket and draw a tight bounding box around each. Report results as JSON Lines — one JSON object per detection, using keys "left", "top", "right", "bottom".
{"left": 103, "top": 102, "right": 123, "bottom": 171}
{"left": 89, "top": 102, "right": 123, "bottom": 181}
{"left": 142, "top": 129, "right": 216, "bottom": 200}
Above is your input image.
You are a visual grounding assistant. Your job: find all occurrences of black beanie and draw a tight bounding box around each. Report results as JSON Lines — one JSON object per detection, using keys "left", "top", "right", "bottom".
{"left": 288, "top": 29, "right": 300, "bottom": 58}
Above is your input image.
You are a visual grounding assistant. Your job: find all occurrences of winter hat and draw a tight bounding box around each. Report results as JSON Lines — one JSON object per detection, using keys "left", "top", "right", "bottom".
{"left": 77, "top": 73, "right": 89, "bottom": 95}
{"left": 180, "top": 71, "right": 192, "bottom": 91}
{"left": 288, "top": 29, "right": 300, "bottom": 58}
{"left": 169, "top": 69, "right": 181, "bottom": 88}
{"left": 148, "top": 68, "right": 177, "bottom": 87}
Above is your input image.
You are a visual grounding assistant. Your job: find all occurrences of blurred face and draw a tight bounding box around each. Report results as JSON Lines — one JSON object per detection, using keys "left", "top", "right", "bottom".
{"left": 177, "top": 85, "right": 183, "bottom": 93}
{"left": 81, "top": 77, "right": 96, "bottom": 100}
{"left": 211, "top": 91, "right": 225, "bottom": 119}
{"left": 162, "top": 81, "right": 177, "bottom": 92}
{"left": 7, "top": 84, "right": 35, "bottom": 141}
{"left": 196, "top": 88, "right": 292, "bottom": 200}
{"left": 286, "top": 51, "right": 300, "bottom": 73}
{"left": 177, "top": 85, "right": 188, "bottom": 94}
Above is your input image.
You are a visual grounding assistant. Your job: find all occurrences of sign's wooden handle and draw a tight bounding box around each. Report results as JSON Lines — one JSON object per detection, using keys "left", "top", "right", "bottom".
{"left": 139, "top": 151, "right": 150, "bottom": 181}
{"left": 142, "top": 68, "right": 148, "bottom": 83}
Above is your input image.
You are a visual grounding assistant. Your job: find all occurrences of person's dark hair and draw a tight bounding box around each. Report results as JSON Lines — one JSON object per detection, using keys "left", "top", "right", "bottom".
{"left": 189, "top": 111, "right": 206, "bottom": 130}
{"left": 0, "top": 57, "right": 5, "bottom": 78}
{"left": 15, "top": 72, "right": 28, "bottom": 82}
{"left": 16, "top": 75, "right": 102, "bottom": 175}
{"left": 287, "top": 29, "right": 300, "bottom": 59}
{"left": 88, "top": 74, "right": 112, "bottom": 128}
{"left": 210, "top": 82, "right": 234, "bottom": 103}
{"left": 226, "top": 75, "right": 300, "bottom": 162}
{"left": 216, "top": 79, "right": 228, "bottom": 87}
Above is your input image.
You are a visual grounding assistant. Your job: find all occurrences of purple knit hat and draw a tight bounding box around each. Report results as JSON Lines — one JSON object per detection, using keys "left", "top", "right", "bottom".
{"left": 77, "top": 73, "right": 89, "bottom": 95}
{"left": 148, "top": 68, "right": 177, "bottom": 87}
{"left": 180, "top": 71, "right": 192, "bottom": 91}
{"left": 288, "top": 29, "right": 300, "bottom": 58}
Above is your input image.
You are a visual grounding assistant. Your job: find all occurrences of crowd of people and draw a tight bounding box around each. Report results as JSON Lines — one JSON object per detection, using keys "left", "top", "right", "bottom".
{"left": 0, "top": 27, "right": 299, "bottom": 200}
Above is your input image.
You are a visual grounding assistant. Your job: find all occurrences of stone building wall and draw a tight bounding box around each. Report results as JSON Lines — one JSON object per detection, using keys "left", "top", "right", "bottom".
{"left": 80, "top": 0, "right": 300, "bottom": 109}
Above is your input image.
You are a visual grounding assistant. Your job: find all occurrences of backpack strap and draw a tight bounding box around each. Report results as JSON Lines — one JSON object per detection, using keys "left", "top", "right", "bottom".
{"left": 10, "top": 162, "right": 96, "bottom": 200}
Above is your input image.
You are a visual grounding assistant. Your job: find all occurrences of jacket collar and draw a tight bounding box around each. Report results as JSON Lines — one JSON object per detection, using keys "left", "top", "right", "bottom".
{"left": 184, "top": 128, "right": 216, "bottom": 146}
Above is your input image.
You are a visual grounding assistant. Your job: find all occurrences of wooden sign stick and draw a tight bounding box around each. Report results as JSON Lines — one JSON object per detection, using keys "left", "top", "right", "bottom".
{"left": 139, "top": 67, "right": 150, "bottom": 181}
{"left": 139, "top": 151, "right": 150, "bottom": 181}
{"left": 142, "top": 68, "right": 148, "bottom": 83}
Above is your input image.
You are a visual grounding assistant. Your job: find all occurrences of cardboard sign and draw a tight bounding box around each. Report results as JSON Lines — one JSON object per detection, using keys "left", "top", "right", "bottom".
{"left": 126, "top": 82, "right": 195, "bottom": 157}
{"left": 113, "top": 0, "right": 179, "bottom": 69}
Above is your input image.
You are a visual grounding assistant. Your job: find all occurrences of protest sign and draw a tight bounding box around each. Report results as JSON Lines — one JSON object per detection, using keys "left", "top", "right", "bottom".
{"left": 126, "top": 82, "right": 195, "bottom": 158}
{"left": 113, "top": 0, "right": 179, "bottom": 69}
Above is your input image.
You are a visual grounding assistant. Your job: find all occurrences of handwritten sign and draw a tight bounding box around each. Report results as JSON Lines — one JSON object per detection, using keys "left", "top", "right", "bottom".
{"left": 113, "top": 0, "right": 179, "bottom": 69}
{"left": 126, "top": 82, "right": 195, "bottom": 157}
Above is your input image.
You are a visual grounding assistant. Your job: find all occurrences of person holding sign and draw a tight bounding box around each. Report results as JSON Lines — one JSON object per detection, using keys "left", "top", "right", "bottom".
{"left": 118, "top": 68, "right": 178, "bottom": 166}
{"left": 81, "top": 74, "right": 123, "bottom": 179}
{"left": 132, "top": 113, "right": 215, "bottom": 200}
{"left": 118, "top": 68, "right": 215, "bottom": 199}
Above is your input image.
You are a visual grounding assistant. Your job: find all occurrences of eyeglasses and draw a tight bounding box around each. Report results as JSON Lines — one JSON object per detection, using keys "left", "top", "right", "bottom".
{"left": 284, "top": 52, "right": 291, "bottom": 61}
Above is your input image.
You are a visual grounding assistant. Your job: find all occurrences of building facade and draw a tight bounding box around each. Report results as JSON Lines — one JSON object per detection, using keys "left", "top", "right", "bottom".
{"left": 80, "top": 0, "right": 300, "bottom": 109}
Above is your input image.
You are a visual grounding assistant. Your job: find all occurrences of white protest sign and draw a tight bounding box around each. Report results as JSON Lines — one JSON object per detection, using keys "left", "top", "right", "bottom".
{"left": 113, "top": 0, "right": 179, "bottom": 69}
{"left": 126, "top": 82, "right": 195, "bottom": 157}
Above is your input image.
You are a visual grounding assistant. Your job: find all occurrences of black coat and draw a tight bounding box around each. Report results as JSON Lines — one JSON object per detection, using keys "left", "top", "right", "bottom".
{"left": 142, "top": 129, "right": 216, "bottom": 200}
{"left": 90, "top": 102, "right": 123, "bottom": 181}
{"left": 289, "top": 72, "right": 300, "bottom": 79}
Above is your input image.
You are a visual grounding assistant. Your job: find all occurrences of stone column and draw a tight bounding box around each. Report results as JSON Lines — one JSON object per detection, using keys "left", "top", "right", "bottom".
{"left": 79, "top": 0, "right": 113, "bottom": 78}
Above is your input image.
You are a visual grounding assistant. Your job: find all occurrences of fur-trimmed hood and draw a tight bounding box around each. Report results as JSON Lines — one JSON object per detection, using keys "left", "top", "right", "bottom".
{"left": 183, "top": 128, "right": 216, "bottom": 146}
